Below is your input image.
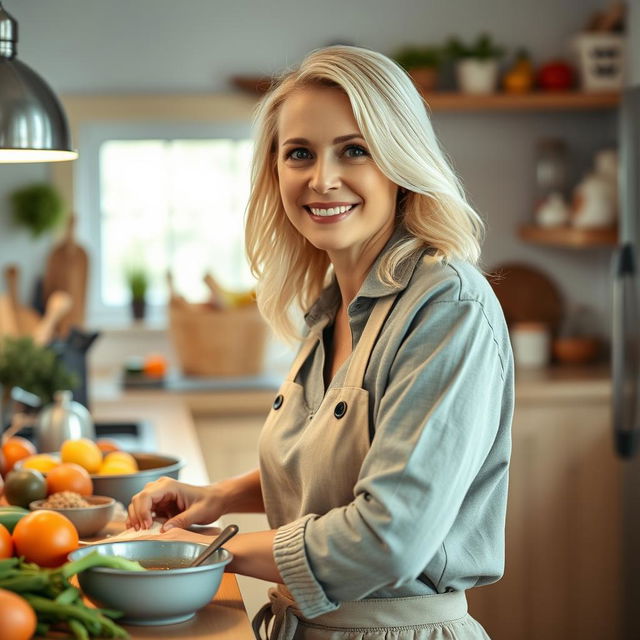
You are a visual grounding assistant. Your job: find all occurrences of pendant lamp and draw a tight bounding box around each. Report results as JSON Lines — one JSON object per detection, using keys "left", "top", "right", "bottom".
{"left": 0, "top": 2, "right": 77, "bottom": 162}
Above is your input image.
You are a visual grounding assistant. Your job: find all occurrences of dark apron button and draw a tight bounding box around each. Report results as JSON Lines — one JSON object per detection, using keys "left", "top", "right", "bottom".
{"left": 273, "top": 394, "right": 284, "bottom": 410}
{"left": 334, "top": 401, "right": 347, "bottom": 419}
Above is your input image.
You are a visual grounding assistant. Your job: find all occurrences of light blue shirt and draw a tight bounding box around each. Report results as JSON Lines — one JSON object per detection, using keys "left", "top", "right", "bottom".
{"left": 269, "top": 231, "right": 515, "bottom": 618}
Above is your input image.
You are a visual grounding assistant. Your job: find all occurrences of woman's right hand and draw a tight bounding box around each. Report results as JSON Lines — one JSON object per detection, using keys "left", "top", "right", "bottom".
{"left": 126, "top": 476, "right": 225, "bottom": 532}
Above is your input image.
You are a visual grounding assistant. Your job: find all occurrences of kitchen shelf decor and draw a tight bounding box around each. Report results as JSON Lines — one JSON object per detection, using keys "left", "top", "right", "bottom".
{"left": 229, "top": 75, "right": 619, "bottom": 112}
{"left": 518, "top": 224, "right": 618, "bottom": 248}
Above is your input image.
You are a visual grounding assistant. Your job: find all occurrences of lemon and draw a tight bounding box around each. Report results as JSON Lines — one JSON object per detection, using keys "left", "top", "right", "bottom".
{"left": 97, "top": 460, "right": 136, "bottom": 475}
{"left": 103, "top": 451, "right": 138, "bottom": 471}
{"left": 60, "top": 438, "right": 103, "bottom": 474}
{"left": 21, "top": 454, "right": 59, "bottom": 473}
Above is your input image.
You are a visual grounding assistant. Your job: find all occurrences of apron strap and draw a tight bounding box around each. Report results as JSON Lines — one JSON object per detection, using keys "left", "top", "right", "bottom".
{"left": 284, "top": 329, "right": 322, "bottom": 383}
{"left": 343, "top": 294, "right": 396, "bottom": 388}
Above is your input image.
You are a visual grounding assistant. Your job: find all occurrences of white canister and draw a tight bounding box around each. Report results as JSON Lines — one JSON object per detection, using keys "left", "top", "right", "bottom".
{"left": 511, "top": 322, "right": 551, "bottom": 369}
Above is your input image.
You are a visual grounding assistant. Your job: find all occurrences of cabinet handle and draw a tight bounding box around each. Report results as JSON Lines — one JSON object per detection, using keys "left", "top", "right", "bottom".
{"left": 612, "top": 242, "right": 640, "bottom": 458}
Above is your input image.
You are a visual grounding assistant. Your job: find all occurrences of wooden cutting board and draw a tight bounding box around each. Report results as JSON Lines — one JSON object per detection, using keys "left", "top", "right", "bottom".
{"left": 43, "top": 214, "right": 89, "bottom": 337}
{"left": 488, "top": 262, "right": 565, "bottom": 334}
{"left": 3, "top": 265, "right": 41, "bottom": 338}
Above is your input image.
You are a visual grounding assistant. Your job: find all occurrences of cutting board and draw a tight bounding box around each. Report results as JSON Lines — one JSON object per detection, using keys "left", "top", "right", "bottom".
{"left": 43, "top": 214, "right": 89, "bottom": 338}
{"left": 488, "top": 262, "right": 565, "bottom": 333}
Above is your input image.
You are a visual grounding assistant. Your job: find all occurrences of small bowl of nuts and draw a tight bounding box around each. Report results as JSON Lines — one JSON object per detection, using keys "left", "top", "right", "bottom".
{"left": 29, "top": 493, "right": 116, "bottom": 538}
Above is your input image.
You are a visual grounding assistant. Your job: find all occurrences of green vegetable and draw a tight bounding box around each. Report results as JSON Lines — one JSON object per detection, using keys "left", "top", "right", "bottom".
{"left": 61, "top": 550, "right": 146, "bottom": 578}
{"left": 0, "top": 506, "right": 30, "bottom": 533}
{"left": 10, "top": 182, "right": 65, "bottom": 237}
{"left": 0, "top": 554, "right": 144, "bottom": 638}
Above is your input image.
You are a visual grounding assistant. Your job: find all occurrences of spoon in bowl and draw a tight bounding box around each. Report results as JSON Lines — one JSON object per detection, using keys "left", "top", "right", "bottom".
{"left": 190, "top": 524, "right": 239, "bottom": 567}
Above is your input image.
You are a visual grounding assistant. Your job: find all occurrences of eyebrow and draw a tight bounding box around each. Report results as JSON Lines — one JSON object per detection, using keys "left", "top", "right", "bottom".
{"left": 281, "top": 133, "right": 364, "bottom": 146}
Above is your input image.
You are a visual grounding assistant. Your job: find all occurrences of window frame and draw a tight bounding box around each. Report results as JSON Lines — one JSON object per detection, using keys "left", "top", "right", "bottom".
{"left": 50, "top": 94, "right": 258, "bottom": 327}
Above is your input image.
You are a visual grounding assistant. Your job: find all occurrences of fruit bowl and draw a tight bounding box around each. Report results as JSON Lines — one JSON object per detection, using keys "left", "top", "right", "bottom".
{"left": 29, "top": 495, "right": 115, "bottom": 537}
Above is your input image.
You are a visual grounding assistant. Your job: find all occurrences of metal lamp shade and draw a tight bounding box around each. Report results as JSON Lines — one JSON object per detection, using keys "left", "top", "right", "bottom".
{"left": 0, "top": 3, "right": 77, "bottom": 163}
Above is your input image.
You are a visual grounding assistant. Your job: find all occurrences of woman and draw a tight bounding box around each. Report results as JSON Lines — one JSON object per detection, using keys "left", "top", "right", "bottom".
{"left": 127, "top": 45, "right": 514, "bottom": 639}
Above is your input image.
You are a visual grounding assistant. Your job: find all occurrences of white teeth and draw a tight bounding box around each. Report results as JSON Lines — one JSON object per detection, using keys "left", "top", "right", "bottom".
{"left": 308, "top": 205, "right": 353, "bottom": 217}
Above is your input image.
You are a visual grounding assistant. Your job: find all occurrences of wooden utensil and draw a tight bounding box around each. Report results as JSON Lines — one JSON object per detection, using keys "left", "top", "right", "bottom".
{"left": 488, "top": 262, "right": 565, "bottom": 334}
{"left": 3, "top": 265, "right": 41, "bottom": 338}
{"left": 43, "top": 213, "right": 89, "bottom": 337}
{"left": 34, "top": 290, "right": 73, "bottom": 346}
{"left": 166, "top": 270, "right": 188, "bottom": 308}
{"left": 203, "top": 272, "right": 228, "bottom": 309}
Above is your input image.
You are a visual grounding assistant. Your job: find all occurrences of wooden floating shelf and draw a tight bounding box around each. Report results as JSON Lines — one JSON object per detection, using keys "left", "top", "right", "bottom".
{"left": 518, "top": 224, "right": 618, "bottom": 248}
{"left": 230, "top": 76, "right": 620, "bottom": 112}
{"left": 420, "top": 90, "right": 620, "bottom": 112}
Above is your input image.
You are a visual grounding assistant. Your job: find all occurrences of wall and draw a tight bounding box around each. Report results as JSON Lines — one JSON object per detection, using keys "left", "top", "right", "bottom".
{"left": 0, "top": 0, "right": 618, "bottom": 336}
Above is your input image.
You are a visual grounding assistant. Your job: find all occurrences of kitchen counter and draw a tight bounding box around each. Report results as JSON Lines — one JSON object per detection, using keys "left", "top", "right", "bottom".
{"left": 91, "top": 394, "right": 254, "bottom": 640}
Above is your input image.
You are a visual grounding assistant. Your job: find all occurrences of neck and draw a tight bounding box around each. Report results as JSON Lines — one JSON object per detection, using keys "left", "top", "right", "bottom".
{"left": 329, "top": 224, "right": 394, "bottom": 308}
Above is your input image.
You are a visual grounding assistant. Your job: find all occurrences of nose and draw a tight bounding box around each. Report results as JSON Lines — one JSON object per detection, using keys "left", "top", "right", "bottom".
{"left": 309, "top": 154, "right": 340, "bottom": 194}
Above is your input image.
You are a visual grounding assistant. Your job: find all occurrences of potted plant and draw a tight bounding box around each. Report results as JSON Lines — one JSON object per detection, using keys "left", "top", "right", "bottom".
{"left": 394, "top": 45, "right": 442, "bottom": 91}
{"left": 10, "top": 183, "right": 65, "bottom": 237}
{"left": 445, "top": 33, "right": 505, "bottom": 94}
{"left": 125, "top": 266, "right": 149, "bottom": 321}
{"left": 0, "top": 336, "right": 76, "bottom": 428}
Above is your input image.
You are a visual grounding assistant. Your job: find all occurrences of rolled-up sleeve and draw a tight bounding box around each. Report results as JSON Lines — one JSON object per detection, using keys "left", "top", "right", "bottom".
{"left": 273, "top": 297, "right": 511, "bottom": 617}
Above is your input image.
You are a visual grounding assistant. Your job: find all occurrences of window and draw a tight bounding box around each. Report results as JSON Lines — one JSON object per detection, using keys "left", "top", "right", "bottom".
{"left": 76, "top": 121, "right": 254, "bottom": 324}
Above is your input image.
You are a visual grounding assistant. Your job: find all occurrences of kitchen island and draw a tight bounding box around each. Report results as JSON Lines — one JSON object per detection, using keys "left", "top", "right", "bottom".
{"left": 92, "top": 394, "right": 255, "bottom": 640}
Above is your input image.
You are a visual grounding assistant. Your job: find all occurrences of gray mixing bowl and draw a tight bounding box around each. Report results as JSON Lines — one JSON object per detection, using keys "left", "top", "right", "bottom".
{"left": 29, "top": 495, "right": 115, "bottom": 537}
{"left": 91, "top": 453, "right": 185, "bottom": 506}
{"left": 68, "top": 540, "right": 232, "bottom": 625}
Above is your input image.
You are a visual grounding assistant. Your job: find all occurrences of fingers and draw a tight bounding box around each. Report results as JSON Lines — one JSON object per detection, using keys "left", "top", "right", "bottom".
{"left": 126, "top": 476, "right": 180, "bottom": 530}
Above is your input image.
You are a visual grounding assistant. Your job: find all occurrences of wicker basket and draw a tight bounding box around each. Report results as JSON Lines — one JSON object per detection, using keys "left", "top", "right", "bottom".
{"left": 168, "top": 303, "right": 267, "bottom": 377}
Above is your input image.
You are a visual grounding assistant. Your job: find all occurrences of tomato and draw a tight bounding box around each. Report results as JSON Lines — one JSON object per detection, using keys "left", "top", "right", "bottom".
{"left": 3, "top": 469, "right": 47, "bottom": 508}
{"left": 13, "top": 510, "right": 79, "bottom": 567}
{"left": 46, "top": 462, "right": 93, "bottom": 496}
{"left": 0, "top": 523, "right": 13, "bottom": 558}
{"left": 1, "top": 437, "right": 36, "bottom": 474}
{"left": 0, "top": 589, "right": 37, "bottom": 640}
{"left": 60, "top": 438, "right": 102, "bottom": 473}
{"left": 537, "top": 59, "right": 574, "bottom": 91}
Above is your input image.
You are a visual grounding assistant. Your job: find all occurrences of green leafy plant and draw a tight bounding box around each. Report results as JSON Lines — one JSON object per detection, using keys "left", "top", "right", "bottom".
{"left": 394, "top": 45, "right": 442, "bottom": 70}
{"left": 0, "top": 336, "right": 77, "bottom": 405}
{"left": 125, "top": 267, "right": 149, "bottom": 302}
{"left": 445, "top": 33, "right": 505, "bottom": 61}
{"left": 10, "top": 183, "right": 65, "bottom": 237}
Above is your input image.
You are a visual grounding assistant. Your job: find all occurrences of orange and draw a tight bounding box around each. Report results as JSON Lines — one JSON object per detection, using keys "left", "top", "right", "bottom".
{"left": 60, "top": 438, "right": 102, "bottom": 473}
{"left": 0, "top": 523, "right": 13, "bottom": 558}
{"left": 143, "top": 354, "right": 167, "bottom": 378}
{"left": 13, "top": 510, "right": 79, "bottom": 567}
{"left": 21, "top": 454, "right": 59, "bottom": 473}
{"left": 96, "top": 438, "right": 120, "bottom": 454}
{"left": 0, "top": 589, "right": 37, "bottom": 640}
{"left": 46, "top": 463, "right": 93, "bottom": 496}
{"left": 1, "top": 437, "right": 36, "bottom": 474}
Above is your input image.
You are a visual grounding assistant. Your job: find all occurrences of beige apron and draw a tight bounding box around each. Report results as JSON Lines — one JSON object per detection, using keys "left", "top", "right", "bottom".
{"left": 255, "top": 294, "right": 491, "bottom": 640}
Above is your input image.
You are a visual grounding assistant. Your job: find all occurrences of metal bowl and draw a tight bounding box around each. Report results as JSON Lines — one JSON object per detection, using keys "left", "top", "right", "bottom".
{"left": 29, "top": 495, "right": 115, "bottom": 537}
{"left": 90, "top": 453, "right": 185, "bottom": 506}
{"left": 67, "top": 540, "right": 232, "bottom": 625}
{"left": 16, "top": 452, "right": 185, "bottom": 507}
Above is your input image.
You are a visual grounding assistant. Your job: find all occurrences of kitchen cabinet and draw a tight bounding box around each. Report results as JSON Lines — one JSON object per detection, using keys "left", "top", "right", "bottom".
{"left": 467, "top": 369, "right": 622, "bottom": 640}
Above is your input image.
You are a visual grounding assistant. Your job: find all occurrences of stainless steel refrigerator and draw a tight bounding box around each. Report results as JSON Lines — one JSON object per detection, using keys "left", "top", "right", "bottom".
{"left": 614, "top": 83, "right": 640, "bottom": 636}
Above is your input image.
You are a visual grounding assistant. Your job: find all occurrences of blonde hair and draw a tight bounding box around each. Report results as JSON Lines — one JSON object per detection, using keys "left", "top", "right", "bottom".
{"left": 245, "top": 45, "right": 484, "bottom": 342}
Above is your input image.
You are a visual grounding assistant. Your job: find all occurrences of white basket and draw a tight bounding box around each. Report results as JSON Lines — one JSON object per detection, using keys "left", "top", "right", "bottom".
{"left": 573, "top": 33, "right": 626, "bottom": 91}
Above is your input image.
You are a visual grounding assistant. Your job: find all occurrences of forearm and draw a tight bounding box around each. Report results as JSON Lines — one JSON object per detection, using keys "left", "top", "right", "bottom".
{"left": 216, "top": 468, "right": 265, "bottom": 514}
{"left": 225, "top": 530, "right": 283, "bottom": 583}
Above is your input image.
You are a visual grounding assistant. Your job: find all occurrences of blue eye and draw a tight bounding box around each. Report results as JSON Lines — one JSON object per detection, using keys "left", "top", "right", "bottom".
{"left": 286, "top": 148, "right": 311, "bottom": 160}
{"left": 344, "top": 145, "right": 368, "bottom": 158}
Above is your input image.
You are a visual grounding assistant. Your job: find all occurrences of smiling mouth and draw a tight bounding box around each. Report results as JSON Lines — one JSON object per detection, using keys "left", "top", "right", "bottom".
{"left": 304, "top": 204, "right": 357, "bottom": 217}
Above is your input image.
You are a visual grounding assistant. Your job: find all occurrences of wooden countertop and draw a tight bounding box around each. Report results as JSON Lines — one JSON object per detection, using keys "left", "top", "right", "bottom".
{"left": 90, "top": 394, "right": 255, "bottom": 640}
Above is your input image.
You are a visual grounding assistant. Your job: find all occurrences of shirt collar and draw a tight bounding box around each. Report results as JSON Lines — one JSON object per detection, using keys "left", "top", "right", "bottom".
{"left": 304, "top": 225, "right": 428, "bottom": 328}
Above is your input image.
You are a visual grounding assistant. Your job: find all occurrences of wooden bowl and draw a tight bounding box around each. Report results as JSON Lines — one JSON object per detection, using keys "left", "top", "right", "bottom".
{"left": 552, "top": 336, "right": 601, "bottom": 364}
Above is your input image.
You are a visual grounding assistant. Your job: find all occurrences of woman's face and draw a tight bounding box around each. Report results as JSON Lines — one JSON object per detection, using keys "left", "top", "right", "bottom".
{"left": 276, "top": 86, "right": 398, "bottom": 264}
